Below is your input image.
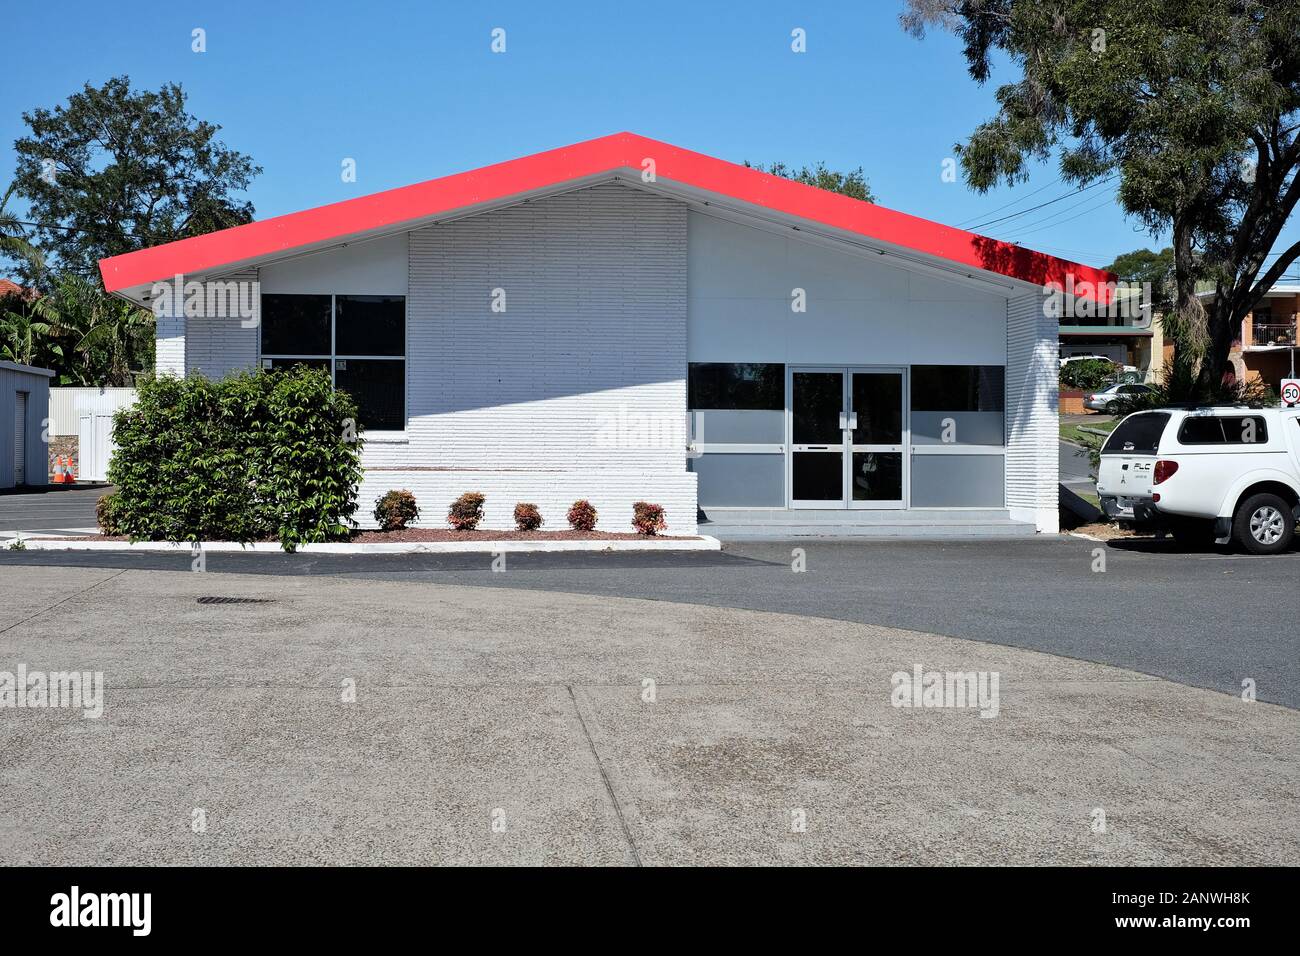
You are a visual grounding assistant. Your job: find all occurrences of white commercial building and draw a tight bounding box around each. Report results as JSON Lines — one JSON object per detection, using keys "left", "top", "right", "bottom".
{"left": 99, "top": 133, "right": 1111, "bottom": 534}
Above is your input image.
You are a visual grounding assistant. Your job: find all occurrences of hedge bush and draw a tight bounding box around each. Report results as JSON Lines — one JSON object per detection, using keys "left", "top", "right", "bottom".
{"left": 448, "top": 492, "right": 486, "bottom": 530}
{"left": 567, "top": 499, "right": 598, "bottom": 532}
{"left": 631, "top": 501, "right": 667, "bottom": 536}
{"left": 513, "top": 502, "right": 543, "bottom": 531}
{"left": 1059, "top": 358, "right": 1119, "bottom": 391}
{"left": 96, "top": 493, "right": 121, "bottom": 536}
{"left": 373, "top": 489, "right": 420, "bottom": 531}
{"left": 106, "top": 367, "right": 364, "bottom": 551}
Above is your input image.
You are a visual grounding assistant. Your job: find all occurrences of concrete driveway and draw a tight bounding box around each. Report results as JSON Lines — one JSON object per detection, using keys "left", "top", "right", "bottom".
{"left": 0, "top": 564, "right": 1295, "bottom": 866}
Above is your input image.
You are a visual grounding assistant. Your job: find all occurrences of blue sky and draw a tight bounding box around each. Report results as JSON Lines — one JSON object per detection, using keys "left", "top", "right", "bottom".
{"left": 3, "top": 0, "right": 1296, "bottom": 273}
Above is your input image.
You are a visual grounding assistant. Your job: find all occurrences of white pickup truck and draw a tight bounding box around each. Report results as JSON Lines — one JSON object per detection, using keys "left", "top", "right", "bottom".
{"left": 1097, "top": 405, "right": 1300, "bottom": 554}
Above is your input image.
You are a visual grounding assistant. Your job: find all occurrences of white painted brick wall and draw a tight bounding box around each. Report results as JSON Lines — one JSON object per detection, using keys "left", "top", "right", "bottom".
{"left": 1005, "top": 291, "right": 1059, "bottom": 532}
{"left": 155, "top": 314, "right": 186, "bottom": 377}
{"left": 185, "top": 269, "right": 260, "bottom": 379}
{"left": 359, "top": 183, "right": 698, "bottom": 532}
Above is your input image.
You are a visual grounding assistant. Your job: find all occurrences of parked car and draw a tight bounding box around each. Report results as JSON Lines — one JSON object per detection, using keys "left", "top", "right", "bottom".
{"left": 1096, "top": 405, "right": 1300, "bottom": 554}
{"left": 1083, "top": 381, "right": 1154, "bottom": 414}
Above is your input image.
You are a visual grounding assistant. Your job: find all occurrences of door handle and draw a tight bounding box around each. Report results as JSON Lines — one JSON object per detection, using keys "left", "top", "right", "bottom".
{"left": 847, "top": 413, "right": 859, "bottom": 431}
{"left": 838, "top": 412, "right": 848, "bottom": 431}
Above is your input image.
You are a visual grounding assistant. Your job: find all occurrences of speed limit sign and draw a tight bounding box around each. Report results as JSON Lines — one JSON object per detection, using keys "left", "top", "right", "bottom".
{"left": 1282, "top": 379, "right": 1300, "bottom": 407}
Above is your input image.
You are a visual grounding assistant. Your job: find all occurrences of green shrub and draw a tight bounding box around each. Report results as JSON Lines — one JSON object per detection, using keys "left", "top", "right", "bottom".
{"left": 96, "top": 492, "right": 121, "bottom": 535}
{"left": 631, "top": 501, "right": 667, "bottom": 536}
{"left": 1060, "top": 358, "right": 1120, "bottom": 391}
{"left": 567, "top": 499, "right": 598, "bottom": 531}
{"left": 373, "top": 489, "right": 420, "bottom": 531}
{"left": 513, "top": 502, "right": 543, "bottom": 531}
{"left": 107, "top": 367, "right": 363, "bottom": 551}
{"left": 448, "top": 492, "right": 485, "bottom": 530}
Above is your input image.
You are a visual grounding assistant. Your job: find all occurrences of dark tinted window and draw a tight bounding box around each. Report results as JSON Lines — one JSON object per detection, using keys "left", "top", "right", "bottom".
{"left": 1178, "top": 416, "right": 1268, "bottom": 445}
{"left": 335, "top": 295, "right": 404, "bottom": 356}
{"left": 911, "top": 366, "right": 1005, "bottom": 412}
{"left": 335, "top": 359, "right": 405, "bottom": 431}
{"left": 261, "top": 294, "right": 331, "bottom": 355}
{"left": 689, "top": 363, "right": 784, "bottom": 410}
{"left": 1102, "top": 412, "right": 1170, "bottom": 455}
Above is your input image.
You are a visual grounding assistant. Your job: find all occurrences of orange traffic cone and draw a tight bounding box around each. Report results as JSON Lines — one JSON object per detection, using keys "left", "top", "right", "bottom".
{"left": 65, "top": 456, "right": 76, "bottom": 483}
{"left": 53, "top": 456, "right": 67, "bottom": 483}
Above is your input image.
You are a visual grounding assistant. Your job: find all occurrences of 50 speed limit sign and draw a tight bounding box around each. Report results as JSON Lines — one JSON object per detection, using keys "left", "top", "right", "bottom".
{"left": 1282, "top": 379, "right": 1300, "bottom": 407}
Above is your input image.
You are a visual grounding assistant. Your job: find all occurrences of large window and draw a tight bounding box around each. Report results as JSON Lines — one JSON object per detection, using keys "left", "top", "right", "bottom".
{"left": 910, "top": 365, "right": 1005, "bottom": 446}
{"left": 261, "top": 293, "right": 406, "bottom": 431}
{"left": 911, "top": 365, "right": 1005, "bottom": 414}
{"left": 909, "top": 364, "right": 1006, "bottom": 508}
{"left": 688, "top": 363, "right": 784, "bottom": 410}
{"left": 687, "top": 363, "right": 786, "bottom": 508}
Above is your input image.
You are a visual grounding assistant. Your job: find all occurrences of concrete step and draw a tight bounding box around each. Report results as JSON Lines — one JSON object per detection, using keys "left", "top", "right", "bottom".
{"left": 703, "top": 522, "right": 1037, "bottom": 540}
{"left": 700, "top": 508, "right": 1017, "bottom": 524}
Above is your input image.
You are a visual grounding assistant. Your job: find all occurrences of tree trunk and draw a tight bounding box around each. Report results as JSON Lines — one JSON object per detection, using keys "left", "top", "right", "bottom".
{"left": 1163, "top": 218, "right": 1208, "bottom": 400}
{"left": 1195, "top": 299, "right": 1239, "bottom": 395}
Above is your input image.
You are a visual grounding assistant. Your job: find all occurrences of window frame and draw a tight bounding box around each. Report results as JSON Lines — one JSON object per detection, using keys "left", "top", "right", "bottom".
{"left": 259, "top": 292, "right": 408, "bottom": 436}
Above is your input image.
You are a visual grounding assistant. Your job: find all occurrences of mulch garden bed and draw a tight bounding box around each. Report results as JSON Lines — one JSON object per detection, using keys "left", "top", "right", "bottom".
{"left": 353, "top": 528, "right": 699, "bottom": 542}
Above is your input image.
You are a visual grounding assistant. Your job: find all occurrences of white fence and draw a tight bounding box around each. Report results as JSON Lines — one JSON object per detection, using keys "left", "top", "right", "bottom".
{"left": 48, "top": 387, "right": 137, "bottom": 436}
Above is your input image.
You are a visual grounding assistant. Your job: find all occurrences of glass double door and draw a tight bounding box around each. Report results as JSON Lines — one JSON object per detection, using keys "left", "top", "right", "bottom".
{"left": 790, "top": 367, "right": 905, "bottom": 509}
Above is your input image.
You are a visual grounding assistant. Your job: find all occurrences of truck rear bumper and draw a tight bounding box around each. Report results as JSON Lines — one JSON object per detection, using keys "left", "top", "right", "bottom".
{"left": 1100, "top": 495, "right": 1159, "bottom": 523}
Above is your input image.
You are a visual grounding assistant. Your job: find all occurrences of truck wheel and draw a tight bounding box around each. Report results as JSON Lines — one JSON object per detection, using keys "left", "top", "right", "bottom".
{"left": 1233, "top": 493, "right": 1296, "bottom": 555}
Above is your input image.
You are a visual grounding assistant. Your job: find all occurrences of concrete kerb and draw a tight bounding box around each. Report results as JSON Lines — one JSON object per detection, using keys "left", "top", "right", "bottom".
{"left": 11, "top": 536, "right": 723, "bottom": 554}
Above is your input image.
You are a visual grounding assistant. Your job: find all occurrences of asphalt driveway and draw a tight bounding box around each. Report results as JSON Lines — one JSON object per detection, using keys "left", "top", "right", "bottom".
{"left": 0, "top": 485, "right": 104, "bottom": 533}
{"left": 0, "top": 564, "right": 1295, "bottom": 866}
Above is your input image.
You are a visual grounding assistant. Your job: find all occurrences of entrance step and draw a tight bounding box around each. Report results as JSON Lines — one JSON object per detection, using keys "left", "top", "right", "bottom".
{"left": 699, "top": 508, "right": 1037, "bottom": 540}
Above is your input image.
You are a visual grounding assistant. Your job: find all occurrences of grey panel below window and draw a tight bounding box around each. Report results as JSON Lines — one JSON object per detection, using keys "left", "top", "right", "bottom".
{"left": 910, "top": 454, "right": 1005, "bottom": 507}
{"left": 691, "top": 409, "right": 785, "bottom": 444}
{"left": 911, "top": 411, "right": 1005, "bottom": 446}
{"left": 690, "top": 453, "right": 785, "bottom": 507}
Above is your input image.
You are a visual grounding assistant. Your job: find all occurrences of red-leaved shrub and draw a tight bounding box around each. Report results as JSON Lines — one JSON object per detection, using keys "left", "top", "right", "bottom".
{"left": 567, "top": 499, "right": 598, "bottom": 532}
{"left": 514, "top": 502, "right": 543, "bottom": 531}
{"left": 373, "top": 489, "right": 420, "bottom": 531}
{"left": 447, "top": 492, "right": 486, "bottom": 531}
{"left": 631, "top": 501, "right": 667, "bottom": 536}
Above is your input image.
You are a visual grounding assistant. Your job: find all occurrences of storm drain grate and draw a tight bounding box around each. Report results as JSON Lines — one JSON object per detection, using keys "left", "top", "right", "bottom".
{"left": 196, "top": 596, "right": 275, "bottom": 605}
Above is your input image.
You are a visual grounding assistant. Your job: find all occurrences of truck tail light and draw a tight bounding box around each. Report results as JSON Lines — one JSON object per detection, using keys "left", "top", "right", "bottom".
{"left": 1153, "top": 460, "right": 1179, "bottom": 484}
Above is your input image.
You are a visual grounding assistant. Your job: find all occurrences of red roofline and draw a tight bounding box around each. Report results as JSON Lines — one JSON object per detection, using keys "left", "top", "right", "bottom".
{"left": 98, "top": 132, "right": 1116, "bottom": 297}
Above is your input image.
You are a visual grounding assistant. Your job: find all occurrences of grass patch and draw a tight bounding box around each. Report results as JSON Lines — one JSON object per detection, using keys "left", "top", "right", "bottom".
{"left": 1059, "top": 417, "right": 1118, "bottom": 445}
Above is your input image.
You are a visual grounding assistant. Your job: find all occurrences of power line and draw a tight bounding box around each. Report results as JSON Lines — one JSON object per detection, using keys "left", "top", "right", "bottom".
{"left": 964, "top": 175, "right": 1120, "bottom": 231}
{"left": 953, "top": 177, "right": 1062, "bottom": 229}
{"left": 992, "top": 189, "right": 1117, "bottom": 238}
{"left": 997, "top": 193, "right": 1125, "bottom": 241}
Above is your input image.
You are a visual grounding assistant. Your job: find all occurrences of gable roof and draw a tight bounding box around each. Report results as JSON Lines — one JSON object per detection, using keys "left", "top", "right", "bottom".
{"left": 98, "top": 131, "right": 1115, "bottom": 300}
